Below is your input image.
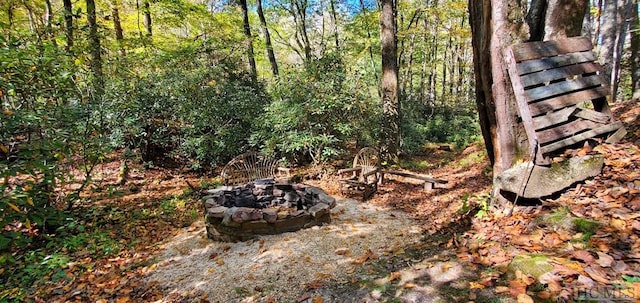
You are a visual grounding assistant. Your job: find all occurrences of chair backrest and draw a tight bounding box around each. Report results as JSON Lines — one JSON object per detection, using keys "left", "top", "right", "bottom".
{"left": 353, "top": 147, "right": 380, "bottom": 182}
{"left": 505, "top": 36, "right": 624, "bottom": 163}
{"left": 221, "top": 152, "right": 283, "bottom": 186}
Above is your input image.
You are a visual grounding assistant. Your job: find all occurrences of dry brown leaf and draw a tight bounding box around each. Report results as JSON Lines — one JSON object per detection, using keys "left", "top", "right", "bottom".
{"left": 469, "top": 282, "right": 485, "bottom": 289}
{"left": 538, "top": 272, "right": 562, "bottom": 292}
{"left": 571, "top": 250, "right": 595, "bottom": 264}
{"left": 509, "top": 279, "right": 528, "bottom": 297}
{"left": 516, "top": 293, "right": 534, "bottom": 303}
{"left": 388, "top": 271, "right": 401, "bottom": 282}
{"left": 495, "top": 286, "right": 511, "bottom": 293}
{"left": 312, "top": 296, "right": 324, "bottom": 303}
{"left": 595, "top": 252, "right": 614, "bottom": 268}
{"left": 584, "top": 265, "right": 610, "bottom": 284}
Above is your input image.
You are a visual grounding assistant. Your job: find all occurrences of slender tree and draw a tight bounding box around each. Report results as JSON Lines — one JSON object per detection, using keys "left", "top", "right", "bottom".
{"left": 239, "top": 0, "right": 257, "bottom": 81}
{"left": 87, "top": 0, "right": 104, "bottom": 99}
{"left": 143, "top": 0, "right": 152, "bottom": 37}
{"left": 111, "top": 0, "right": 125, "bottom": 55}
{"left": 63, "top": 0, "right": 73, "bottom": 52}
{"left": 631, "top": 2, "right": 640, "bottom": 101}
{"left": 257, "top": 0, "right": 279, "bottom": 76}
{"left": 380, "top": 0, "right": 400, "bottom": 162}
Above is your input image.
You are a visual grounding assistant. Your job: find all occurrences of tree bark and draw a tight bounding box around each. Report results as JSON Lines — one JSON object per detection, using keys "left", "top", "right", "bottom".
{"left": 239, "top": 0, "right": 257, "bottom": 81}
{"left": 469, "top": 0, "right": 529, "bottom": 205}
{"left": 143, "top": 0, "right": 152, "bottom": 37}
{"left": 87, "top": 0, "right": 104, "bottom": 100}
{"left": 329, "top": 0, "right": 339, "bottom": 49}
{"left": 631, "top": 1, "right": 640, "bottom": 101}
{"left": 257, "top": 0, "right": 279, "bottom": 76}
{"left": 543, "top": 0, "right": 588, "bottom": 40}
{"left": 380, "top": 0, "right": 400, "bottom": 162}
{"left": 63, "top": 0, "right": 73, "bottom": 52}
{"left": 111, "top": 0, "right": 125, "bottom": 55}
{"left": 598, "top": 0, "right": 617, "bottom": 97}
{"left": 526, "top": 0, "right": 547, "bottom": 41}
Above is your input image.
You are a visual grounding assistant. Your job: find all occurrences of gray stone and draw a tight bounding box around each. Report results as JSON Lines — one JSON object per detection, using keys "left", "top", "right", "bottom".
{"left": 495, "top": 155, "right": 604, "bottom": 198}
{"left": 308, "top": 203, "right": 329, "bottom": 218}
{"left": 284, "top": 191, "right": 300, "bottom": 202}
{"left": 207, "top": 206, "right": 228, "bottom": 218}
{"left": 232, "top": 207, "right": 263, "bottom": 223}
{"left": 206, "top": 186, "right": 233, "bottom": 194}
{"left": 263, "top": 210, "right": 278, "bottom": 223}
{"left": 317, "top": 193, "right": 336, "bottom": 208}
{"left": 222, "top": 207, "right": 241, "bottom": 227}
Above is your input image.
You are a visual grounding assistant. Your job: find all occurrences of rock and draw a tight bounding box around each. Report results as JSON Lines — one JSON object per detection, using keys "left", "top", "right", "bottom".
{"left": 495, "top": 155, "right": 604, "bottom": 198}
{"left": 317, "top": 193, "right": 337, "bottom": 208}
{"left": 207, "top": 206, "right": 228, "bottom": 218}
{"left": 508, "top": 254, "right": 554, "bottom": 279}
{"left": 263, "top": 210, "right": 278, "bottom": 223}
{"left": 231, "top": 207, "right": 263, "bottom": 223}
{"left": 222, "top": 207, "right": 240, "bottom": 227}
{"left": 204, "top": 198, "right": 218, "bottom": 209}
{"left": 284, "top": 191, "right": 300, "bottom": 202}
{"left": 308, "top": 203, "right": 329, "bottom": 218}
{"left": 206, "top": 186, "right": 233, "bottom": 194}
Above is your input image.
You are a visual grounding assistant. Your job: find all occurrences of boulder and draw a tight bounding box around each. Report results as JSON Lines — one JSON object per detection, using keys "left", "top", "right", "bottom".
{"left": 495, "top": 155, "right": 604, "bottom": 198}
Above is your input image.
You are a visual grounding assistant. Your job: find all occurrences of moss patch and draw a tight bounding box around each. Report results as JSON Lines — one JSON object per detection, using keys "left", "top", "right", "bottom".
{"left": 508, "top": 254, "right": 554, "bottom": 279}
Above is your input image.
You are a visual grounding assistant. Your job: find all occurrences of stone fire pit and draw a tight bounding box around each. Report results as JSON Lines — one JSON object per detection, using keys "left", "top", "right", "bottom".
{"left": 202, "top": 178, "right": 336, "bottom": 242}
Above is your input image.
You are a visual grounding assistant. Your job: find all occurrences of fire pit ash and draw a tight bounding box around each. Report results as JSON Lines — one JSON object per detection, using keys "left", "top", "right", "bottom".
{"left": 202, "top": 179, "right": 336, "bottom": 241}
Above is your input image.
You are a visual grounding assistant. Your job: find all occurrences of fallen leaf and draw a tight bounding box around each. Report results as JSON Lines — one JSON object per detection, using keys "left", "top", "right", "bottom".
{"left": 516, "top": 293, "right": 534, "bottom": 303}
{"left": 584, "top": 265, "right": 610, "bottom": 284}
{"left": 509, "top": 279, "right": 528, "bottom": 297}
{"left": 312, "top": 297, "right": 324, "bottom": 303}
{"left": 595, "top": 252, "right": 614, "bottom": 268}
{"left": 469, "top": 282, "right": 485, "bottom": 289}
{"left": 388, "top": 271, "right": 401, "bottom": 282}
{"left": 538, "top": 272, "right": 562, "bottom": 292}
{"left": 577, "top": 275, "right": 595, "bottom": 288}
{"left": 571, "top": 250, "right": 595, "bottom": 264}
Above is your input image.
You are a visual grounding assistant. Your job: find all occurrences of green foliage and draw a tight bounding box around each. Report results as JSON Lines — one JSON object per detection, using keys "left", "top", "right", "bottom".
{"left": 252, "top": 53, "right": 380, "bottom": 164}
{"left": 0, "top": 30, "right": 106, "bottom": 249}
{"left": 105, "top": 43, "right": 268, "bottom": 168}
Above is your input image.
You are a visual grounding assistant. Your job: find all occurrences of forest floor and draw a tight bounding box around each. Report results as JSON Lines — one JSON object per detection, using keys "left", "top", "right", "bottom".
{"left": 7, "top": 100, "right": 640, "bottom": 303}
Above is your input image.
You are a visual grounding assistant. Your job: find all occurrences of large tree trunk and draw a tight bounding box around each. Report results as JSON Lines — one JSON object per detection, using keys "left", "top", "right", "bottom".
{"left": 380, "top": 0, "right": 400, "bottom": 162}
{"left": 469, "top": 0, "right": 529, "bottom": 208}
{"left": 257, "top": 0, "right": 279, "bottom": 76}
{"left": 239, "top": 0, "right": 257, "bottom": 81}
{"left": 63, "top": 0, "right": 73, "bottom": 52}
{"left": 329, "top": 0, "right": 339, "bottom": 50}
{"left": 631, "top": 1, "right": 640, "bottom": 101}
{"left": 526, "top": 0, "right": 547, "bottom": 41}
{"left": 87, "top": 0, "right": 104, "bottom": 100}
{"left": 598, "top": 0, "right": 618, "bottom": 100}
{"left": 543, "top": 0, "right": 588, "bottom": 40}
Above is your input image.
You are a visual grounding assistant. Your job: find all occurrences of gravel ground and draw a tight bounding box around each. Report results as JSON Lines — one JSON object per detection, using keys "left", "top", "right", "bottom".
{"left": 145, "top": 197, "right": 425, "bottom": 302}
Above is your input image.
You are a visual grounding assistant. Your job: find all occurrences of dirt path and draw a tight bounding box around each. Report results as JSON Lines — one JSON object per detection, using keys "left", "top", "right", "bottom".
{"left": 146, "top": 198, "right": 427, "bottom": 302}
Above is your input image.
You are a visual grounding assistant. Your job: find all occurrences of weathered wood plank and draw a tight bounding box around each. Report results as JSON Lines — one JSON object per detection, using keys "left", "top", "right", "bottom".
{"left": 517, "top": 52, "right": 596, "bottom": 75}
{"left": 532, "top": 106, "right": 577, "bottom": 130}
{"left": 506, "top": 47, "right": 540, "bottom": 156}
{"left": 519, "top": 62, "right": 602, "bottom": 88}
{"left": 536, "top": 119, "right": 602, "bottom": 144}
{"left": 540, "top": 122, "right": 624, "bottom": 154}
{"left": 511, "top": 36, "right": 593, "bottom": 62}
{"left": 380, "top": 170, "right": 448, "bottom": 184}
{"left": 573, "top": 108, "right": 612, "bottom": 124}
{"left": 528, "top": 86, "right": 610, "bottom": 116}
{"left": 605, "top": 127, "right": 627, "bottom": 144}
{"left": 525, "top": 74, "right": 607, "bottom": 102}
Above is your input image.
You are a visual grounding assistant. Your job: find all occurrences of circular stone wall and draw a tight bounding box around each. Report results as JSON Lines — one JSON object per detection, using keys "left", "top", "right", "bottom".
{"left": 202, "top": 179, "right": 336, "bottom": 242}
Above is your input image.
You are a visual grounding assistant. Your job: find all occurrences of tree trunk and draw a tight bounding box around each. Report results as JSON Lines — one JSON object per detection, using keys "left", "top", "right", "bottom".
{"left": 87, "top": 0, "right": 104, "bottom": 100}
{"left": 257, "top": 0, "right": 279, "bottom": 76}
{"left": 143, "top": 0, "right": 152, "bottom": 37}
{"left": 329, "top": 0, "right": 339, "bottom": 49}
{"left": 526, "top": 0, "right": 547, "bottom": 41}
{"left": 63, "top": 0, "right": 73, "bottom": 52}
{"left": 239, "top": 0, "right": 257, "bottom": 81}
{"left": 631, "top": 1, "right": 640, "bottom": 101}
{"left": 599, "top": 0, "right": 617, "bottom": 97}
{"left": 380, "top": 0, "right": 400, "bottom": 162}
{"left": 469, "top": 0, "right": 529, "bottom": 201}
{"left": 112, "top": 0, "right": 125, "bottom": 55}
{"left": 543, "top": 0, "right": 588, "bottom": 40}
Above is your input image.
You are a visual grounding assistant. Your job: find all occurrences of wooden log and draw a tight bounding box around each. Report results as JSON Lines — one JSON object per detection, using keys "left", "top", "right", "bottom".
{"left": 380, "top": 169, "right": 447, "bottom": 184}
